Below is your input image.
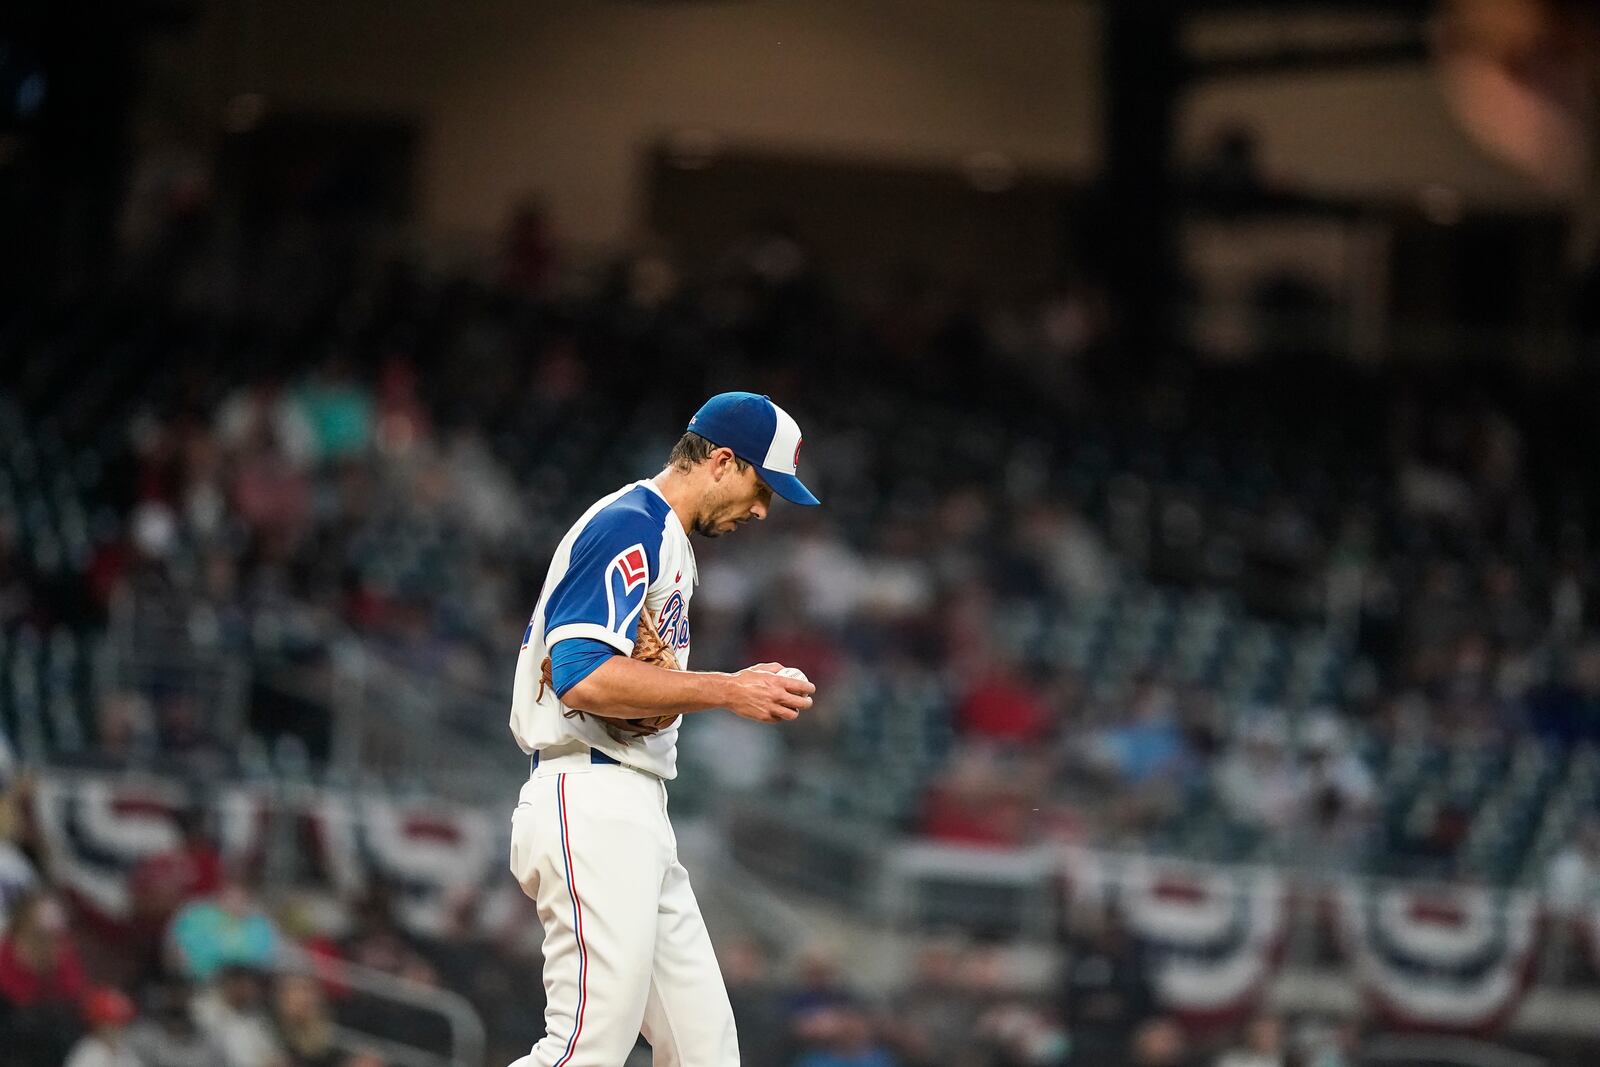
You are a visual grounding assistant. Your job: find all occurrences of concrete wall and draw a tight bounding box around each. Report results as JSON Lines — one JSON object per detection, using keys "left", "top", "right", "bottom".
{"left": 160, "top": 0, "right": 1551, "bottom": 248}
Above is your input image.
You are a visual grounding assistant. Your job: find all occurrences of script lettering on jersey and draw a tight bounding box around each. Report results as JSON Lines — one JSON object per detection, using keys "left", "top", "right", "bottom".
{"left": 655, "top": 590, "right": 690, "bottom": 651}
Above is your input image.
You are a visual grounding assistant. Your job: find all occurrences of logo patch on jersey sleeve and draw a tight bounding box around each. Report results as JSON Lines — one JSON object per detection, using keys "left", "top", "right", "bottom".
{"left": 606, "top": 544, "right": 650, "bottom": 633}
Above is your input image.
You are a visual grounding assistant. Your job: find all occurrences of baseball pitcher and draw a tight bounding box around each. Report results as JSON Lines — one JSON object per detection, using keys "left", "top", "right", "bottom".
{"left": 506, "top": 392, "right": 819, "bottom": 1066}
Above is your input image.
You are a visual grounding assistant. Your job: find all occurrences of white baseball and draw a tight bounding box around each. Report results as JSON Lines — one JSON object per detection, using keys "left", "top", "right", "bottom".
{"left": 776, "top": 667, "right": 809, "bottom": 683}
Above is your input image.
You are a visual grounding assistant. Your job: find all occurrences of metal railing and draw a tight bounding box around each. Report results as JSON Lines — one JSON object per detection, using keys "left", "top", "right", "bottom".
{"left": 276, "top": 948, "right": 487, "bottom": 1067}
{"left": 322, "top": 635, "right": 521, "bottom": 806}
{"left": 103, "top": 579, "right": 522, "bottom": 806}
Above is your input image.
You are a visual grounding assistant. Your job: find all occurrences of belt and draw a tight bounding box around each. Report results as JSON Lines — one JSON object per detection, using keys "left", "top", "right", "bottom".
{"left": 530, "top": 748, "right": 620, "bottom": 774}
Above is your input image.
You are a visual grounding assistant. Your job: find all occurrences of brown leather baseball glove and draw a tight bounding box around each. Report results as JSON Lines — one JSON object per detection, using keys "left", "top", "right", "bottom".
{"left": 540, "top": 603, "right": 681, "bottom": 744}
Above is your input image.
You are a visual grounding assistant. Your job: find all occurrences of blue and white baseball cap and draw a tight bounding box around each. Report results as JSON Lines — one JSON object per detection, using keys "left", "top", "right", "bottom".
{"left": 687, "top": 392, "right": 820, "bottom": 506}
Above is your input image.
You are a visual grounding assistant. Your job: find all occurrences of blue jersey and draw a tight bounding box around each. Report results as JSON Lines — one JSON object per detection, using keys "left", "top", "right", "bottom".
{"left": 510, "top": 481, "right": 697, "bottom": 778}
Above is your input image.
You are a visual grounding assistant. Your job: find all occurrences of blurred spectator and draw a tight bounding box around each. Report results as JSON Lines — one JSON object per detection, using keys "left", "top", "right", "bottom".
{"left": 273, "top": 974, "right": 340, "bottom": 1067}
{"left": 87, "top": 691, "right": 157, "bottom": 770}
{"left": 155, "top": 693, "right": 233, "bottom": 775}
{"left": 1130, "top": 1017, "right": 1195, "bottom": 1067}
{"left": 296, "top": 363, "right": 374, "bottom": 463}
{"left": 216, "top": 383, "right": 316, "bottom": 469}
{"left": 374, "top": 358, "right": 431, "bottom": 459}
{"left": 785, "top": 946, "right": 853, "bottom": 1020}
{"left": 920, "top": 745, "right": 1036, "bottom": 846}
{"left": 1084, "top": 675, "right": 1190, "bottom": 788}
{"left": 884, "top": 942, "right": 985, "bottom": 1067}
{"left": 976, "top": 1002, "right": 1070, "bottom": 1066}
{"left": 134, "top": 808, "right": 225, "bottom": 905}
{"left": 64, "top": 988, "right": 141, "bottom": 1067}
{"left": 0, "top": 891, "right": 89, "bottom": 1005}
{"left": 230, "top": 421, "right": 313, "bottom": 546}
{"left": 418, "top": 884, "right": 544, "bottom": 1061}
{"left": 1060, "top": 905, "right": 1156, "bottom": 1067}
{"left": 1529, "top": 640, "right": 1600, "bottom": 744}
{"left": 956, "top": 663, "right": 1052, "bottom": 745}
{"left": 792, "top": 1004, "right": 901, "bottom": 1067}
{"left": 167, "top": 874, "right": 281, "bottom": 983}
{"left": 128, "top": 807, "right": 225, "bottom": 982}
{"left": 0, "top": 818, "right": 39, "bottom": 932}
{"left": 1214, "top": 1014, "right": 1286, "bottom": 1067}
{"left": 1213, "top": 716, "right": 1304, "bottom": 835}
{"left": 337, "top": 886, "right": 447, "bottom": 1052}
{"left": 0, "top": 892, "right": 88, "bottom": 1067}
{"left": 0, "top": 728, "right": 15, "bottom": 790}
{"left": 192, "top": 964, "right": 287, "bottom": 1067}
{"left": 0, "top": 528, "right": 36, "bottom": 628}
{"left": 1546, "top": 817, "right": 1600, "bottom": 919}
{"left": 127, "top": 978, "right": 228, "bottom": 1067}
{"left": 1299, "top": 714, "right": 1377, "bottom": 861}
{"left": 1294, "top": 1018, "right": 1359, "bottom": 1067}
{"left": 1016, "top": 503, "right": 1114, "bottom": 602}
{"left": 342, "top": 884, "right": 435, "bottom": 984}
{"left": 414, "top": 885, "right": 486, "bottom": 994}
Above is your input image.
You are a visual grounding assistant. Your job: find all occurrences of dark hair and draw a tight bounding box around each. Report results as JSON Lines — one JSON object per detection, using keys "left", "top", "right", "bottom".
{"left": 668, "top": 431, "right": 750, "bottom": 474}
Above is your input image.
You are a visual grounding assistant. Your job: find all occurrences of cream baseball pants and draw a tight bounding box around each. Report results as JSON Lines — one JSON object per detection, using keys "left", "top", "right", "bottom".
{"left": 506, "top": 748, "right": 739, "bottom": 1067}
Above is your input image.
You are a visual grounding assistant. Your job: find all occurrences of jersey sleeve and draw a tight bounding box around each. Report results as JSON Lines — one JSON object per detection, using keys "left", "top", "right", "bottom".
{"left": 548, "top": 637, "right": 617, "bottom": 698}
{"left": 543, "top": 506, "right": 663, "bottom": 654}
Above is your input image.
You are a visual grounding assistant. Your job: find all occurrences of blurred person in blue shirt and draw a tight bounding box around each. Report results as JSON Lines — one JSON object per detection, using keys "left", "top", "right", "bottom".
{"left": 1086, "top": 676, "right": 1189, "bottom": 787}
{"left": 167, "top": 874, "right": 280, "bottom": 982}
{"left": 792, "top": 1004, "right": 901, "bottom": 1067}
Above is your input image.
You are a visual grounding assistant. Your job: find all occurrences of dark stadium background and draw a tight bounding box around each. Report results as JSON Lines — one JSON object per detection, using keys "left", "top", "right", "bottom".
{"left": 5, "top": 1, "right": 1600, "bottom": 1065}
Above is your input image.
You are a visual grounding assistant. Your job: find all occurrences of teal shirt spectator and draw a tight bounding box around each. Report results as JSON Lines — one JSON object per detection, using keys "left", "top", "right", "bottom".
{"left": 297, "top": 378, "right": 373, "bottom": 460}
{"left": 168, "top": 895, "right": 280, "bottom": 981}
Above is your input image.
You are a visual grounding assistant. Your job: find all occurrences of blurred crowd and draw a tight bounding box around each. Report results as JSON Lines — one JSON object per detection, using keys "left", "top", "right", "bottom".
{"left": 13, "top": 202, "right": 1600, "bottom": 871}
{"left": 0, "top": 749, "right": 569, "bottom": 1066}
{"left": 1, "top": 737, "right": 1364, "bottom": 1067}
{"left": 712, "top": 913, "right": 1358, "bottom": 1067}
{"left": 8, "top": 154, "right": 1600, "bottom": 1065}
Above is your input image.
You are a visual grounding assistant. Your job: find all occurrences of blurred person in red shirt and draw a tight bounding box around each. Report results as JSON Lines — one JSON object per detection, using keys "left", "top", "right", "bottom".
{"left": 920, "top": 744, "right": 1043, "bottom": 846}
{"left": 956, "top": 658, "right": 1052, "bottom": 744}
{"left": 0, "top": 890, "right": 88, "bottom": 1006}
{"left": 231, "top": 420, "right": 312, "bottom": 549}
{"left": 132, "top": 807, "right": 224, "bottom": 910}
{"left": 0, "top": 891, "right": 90, "bottom": 1067}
